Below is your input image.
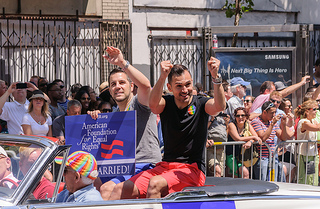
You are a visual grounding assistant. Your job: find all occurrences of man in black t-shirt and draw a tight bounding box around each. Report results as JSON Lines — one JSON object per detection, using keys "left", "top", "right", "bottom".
{"left": 109, "top": 57, "right": 225, "bottom": 200}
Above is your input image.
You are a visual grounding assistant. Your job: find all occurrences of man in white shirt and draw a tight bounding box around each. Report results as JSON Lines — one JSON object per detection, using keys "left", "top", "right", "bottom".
{"left": 0, "top": 82, "right": 37, "bottom": 135}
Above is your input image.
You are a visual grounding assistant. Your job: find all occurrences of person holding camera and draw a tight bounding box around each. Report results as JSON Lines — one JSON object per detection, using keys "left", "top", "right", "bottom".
{"left": 295, "top": 100, "right": 320, "bottom": 185}
{"left": 0, "top": 82, "right": 38, "bottom": 135}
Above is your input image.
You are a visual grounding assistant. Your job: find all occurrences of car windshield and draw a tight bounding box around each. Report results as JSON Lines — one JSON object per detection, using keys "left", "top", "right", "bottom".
{"left": 0, "top": 140, "right": 43, "bottom": 199}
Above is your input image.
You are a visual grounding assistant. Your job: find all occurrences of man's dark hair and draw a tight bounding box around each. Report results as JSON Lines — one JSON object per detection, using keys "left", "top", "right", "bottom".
{"left": 315, "top": 58, "right": 320, "bottom": 66}
{"left": 67, "top": 99, "right": 82, "bottom": 110}
{"left": 108, "top": 68, "right": 132, "bottom": 84}
{"left": 70, "top": 83, "right": 82, "bottom": 94}
{"left": 260, "top": 81, "right": 274, "bottom": 94}
{"left": 168, "top": 64, "right": 190, "bottom": 84}
{"left": 52, "top": 79, "right": 64, "bottom": 84}
{"left": 47, "top": 82, "right": 58, "bottom": 92}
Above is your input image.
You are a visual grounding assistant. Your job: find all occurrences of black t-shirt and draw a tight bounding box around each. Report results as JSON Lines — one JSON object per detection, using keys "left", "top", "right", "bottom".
{"left": 160, "top": 95, "right": 210, "bottom": 173}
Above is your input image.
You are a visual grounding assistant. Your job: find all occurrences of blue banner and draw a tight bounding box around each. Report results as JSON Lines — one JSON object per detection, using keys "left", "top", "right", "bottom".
{"left": 65, "top": 111, "right": 136, "bottom": 177}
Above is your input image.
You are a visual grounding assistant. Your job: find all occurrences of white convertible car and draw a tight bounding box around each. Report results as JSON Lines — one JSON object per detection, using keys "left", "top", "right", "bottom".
{"left": 0, "top": 134, "right": 320, "bottom": 209}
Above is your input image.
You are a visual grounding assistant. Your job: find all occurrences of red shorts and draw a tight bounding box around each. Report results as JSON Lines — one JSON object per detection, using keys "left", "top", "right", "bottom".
{"left": 129, "top": 161, "right": 205, "bottom": 198}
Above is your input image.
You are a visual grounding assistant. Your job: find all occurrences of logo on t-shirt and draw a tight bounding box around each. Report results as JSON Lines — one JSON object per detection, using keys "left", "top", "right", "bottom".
{"left": 188, "top": 105, "right": 196, "bottom": 115}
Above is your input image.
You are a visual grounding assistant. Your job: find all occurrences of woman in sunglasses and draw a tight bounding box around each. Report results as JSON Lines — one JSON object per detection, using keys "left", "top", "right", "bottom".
{"left": 278, "top": 98, "right": 296, "bottom": 182}
{"left": 226, "top": 107, "right": 262, "bottom": 178}
{"left": 294, "top": 100, "right": 320, "bottom": 185}
{"left": 21, "top": 90, "right": 52, "bottom": 137}
{"left": 74, "top": 90, "right": 94, "bottom": 114}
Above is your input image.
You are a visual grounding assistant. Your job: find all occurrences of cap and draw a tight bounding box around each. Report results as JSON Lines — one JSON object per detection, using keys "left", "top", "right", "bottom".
{"left": 99, "top": 81, "right": 109, "bottom": 94}
{"left": 274, "top": 81, "right": 287, "bottom": 91}
{"left": 0, "top": 146, "right": 8, "bottom": 157}
{"left": 55, "top": 151, "right": 98, "bottom": 180}
{"left": 230, "top": 77, "right": 250, "bottom": 86}
{"left": 29, "top": 90, "right": 47, "bottom": 102}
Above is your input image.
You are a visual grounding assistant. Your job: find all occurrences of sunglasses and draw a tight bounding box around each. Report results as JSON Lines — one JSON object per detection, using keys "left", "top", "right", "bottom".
{"left": 316, "top": 99, "right": 320, "bottom": 103}
{"left": 244, "top": 100, "right": 252, "bottom": 103}
{"left": 101, "top": 108, "right": 112, "bottom": 113}
{"left": 81, "top": 97, "right": 91, "bottom": 101}
{"left": 270, "top": 99, "right": 281, "bottom": 104}
{"left": 309, "top": 108, "right": 318, "bottom": 111}
{"left": 285, "top": 105, "right": 292, "bottom": 108}
{"left": 264, "top": 102, "right": 275, "bottom": 111}
{"left": 235, "top": 114, "right": 246, "bottom": 118}
{"left": 59, "top": 85, "right": 65, "bottom": 89}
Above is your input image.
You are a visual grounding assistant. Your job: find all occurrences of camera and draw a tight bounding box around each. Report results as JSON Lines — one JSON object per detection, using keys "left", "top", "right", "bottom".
{"left": 16, "top": 83, "right": 27, "bottom": 89}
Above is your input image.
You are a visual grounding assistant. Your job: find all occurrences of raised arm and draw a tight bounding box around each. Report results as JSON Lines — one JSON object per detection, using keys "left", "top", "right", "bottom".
{"left": 0, "top": 82, "right": 18, "bottom": 115}
{"left": 103, "top": 46, "right": 151, "bottom": 106}
{"left": 205, "top": 57, "right": 226, "bottom": 116}
{"left": 149, "top": 61, "right": 172, "bottom": 114}
{"left": 280, "top": 75, "right": 310, "bottom": 98}
{"left": 277, "top": 115, "right": 294, "bottom": 140}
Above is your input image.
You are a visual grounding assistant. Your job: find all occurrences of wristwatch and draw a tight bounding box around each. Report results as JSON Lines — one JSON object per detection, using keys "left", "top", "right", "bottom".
{"left": 212, "top": 73, "right": 222, "bottom": 84}
{"left": 122, "top": 60, "right": 130, "bottom": 71}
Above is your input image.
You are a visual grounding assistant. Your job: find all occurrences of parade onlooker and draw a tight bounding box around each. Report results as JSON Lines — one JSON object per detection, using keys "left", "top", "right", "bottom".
{"left": 295, "top": 100, "right": 319, "bottom": 185}
{"left": 279, "top": 98, "right": 296, "bottom": 182}
{"left": 244, "top": 95, "right": 255, "bottom": 117}
{"left": 250, "top": 76, "right": 310, "bottom": 113}
{"left": 47, "top": 82, "right": 66, "bottom": 120}
{"left": 108, "top": 56, "right": 225, "bottom": 199}
{"left": 313, "top": 58, "right": 320, "bottom": 85}
{"left": 226, "top": 107, "right": 262, "bottom": 178}
{"left": 0, "top": 80, "right": 8, "bottom": 134}
{"left": 0, "top": 82, "right": 38, "bottom": 135}
{"left": 98, "top": 101, "right": 112, "bottom": 113}
{"left": 52, "top": 100, "right": 82, "bottom": 145}
{"left": 79, "top": 86, "right": 97, "bottom": 110}
{"left": 53, "top": 79, "right": 69, "bottom": 111}
{"left": 0, "top": 80, "right": 8, "bottom": 97}
{"left": 69, "top": 83, "right": 82, "bottom": 100}
{"left": 206, "top": 80, "right": 231, "bottom": 177}
{"left": 38, "top": 78, "right": 48, "bottom": 94}
{"left": 250, "top": 91, "right": 285, "bottom": 126}
{"left": 21, "top": 90, "right": 52, "bottom": 137}
{"left": 74, "top": 90, "right": 93, "bottom": 114}
{"left": 29, "top": 75, "right": 40, "bottom": 87}
{"left": 226, "top": 77, "right": 250, "bottom": 122}
{"left": 251, "top": 101, "right": 293, "bottom": 181}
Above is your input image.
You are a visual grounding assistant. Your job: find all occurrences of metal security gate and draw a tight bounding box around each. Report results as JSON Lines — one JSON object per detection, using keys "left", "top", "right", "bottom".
{"left": 0, "top": 17, "right": 131, "bottom": 93}
{"left": 149, "top": 35, "right": 204, "bottom": 87}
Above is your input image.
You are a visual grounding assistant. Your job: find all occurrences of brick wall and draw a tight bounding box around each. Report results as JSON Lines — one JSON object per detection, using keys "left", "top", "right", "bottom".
{"left": 102, "top": 0, "right": 129, "bottom": 19}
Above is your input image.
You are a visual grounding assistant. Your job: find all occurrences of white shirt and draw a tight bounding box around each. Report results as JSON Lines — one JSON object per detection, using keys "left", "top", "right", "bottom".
{"left": 21, "top": 113, "right": 52, "bottom": 136}
{"left": 0, "top": 100, "right": 29, "bottom": 135}
{"left": 297, "top": 118, "right": 318, "bottom": 156}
